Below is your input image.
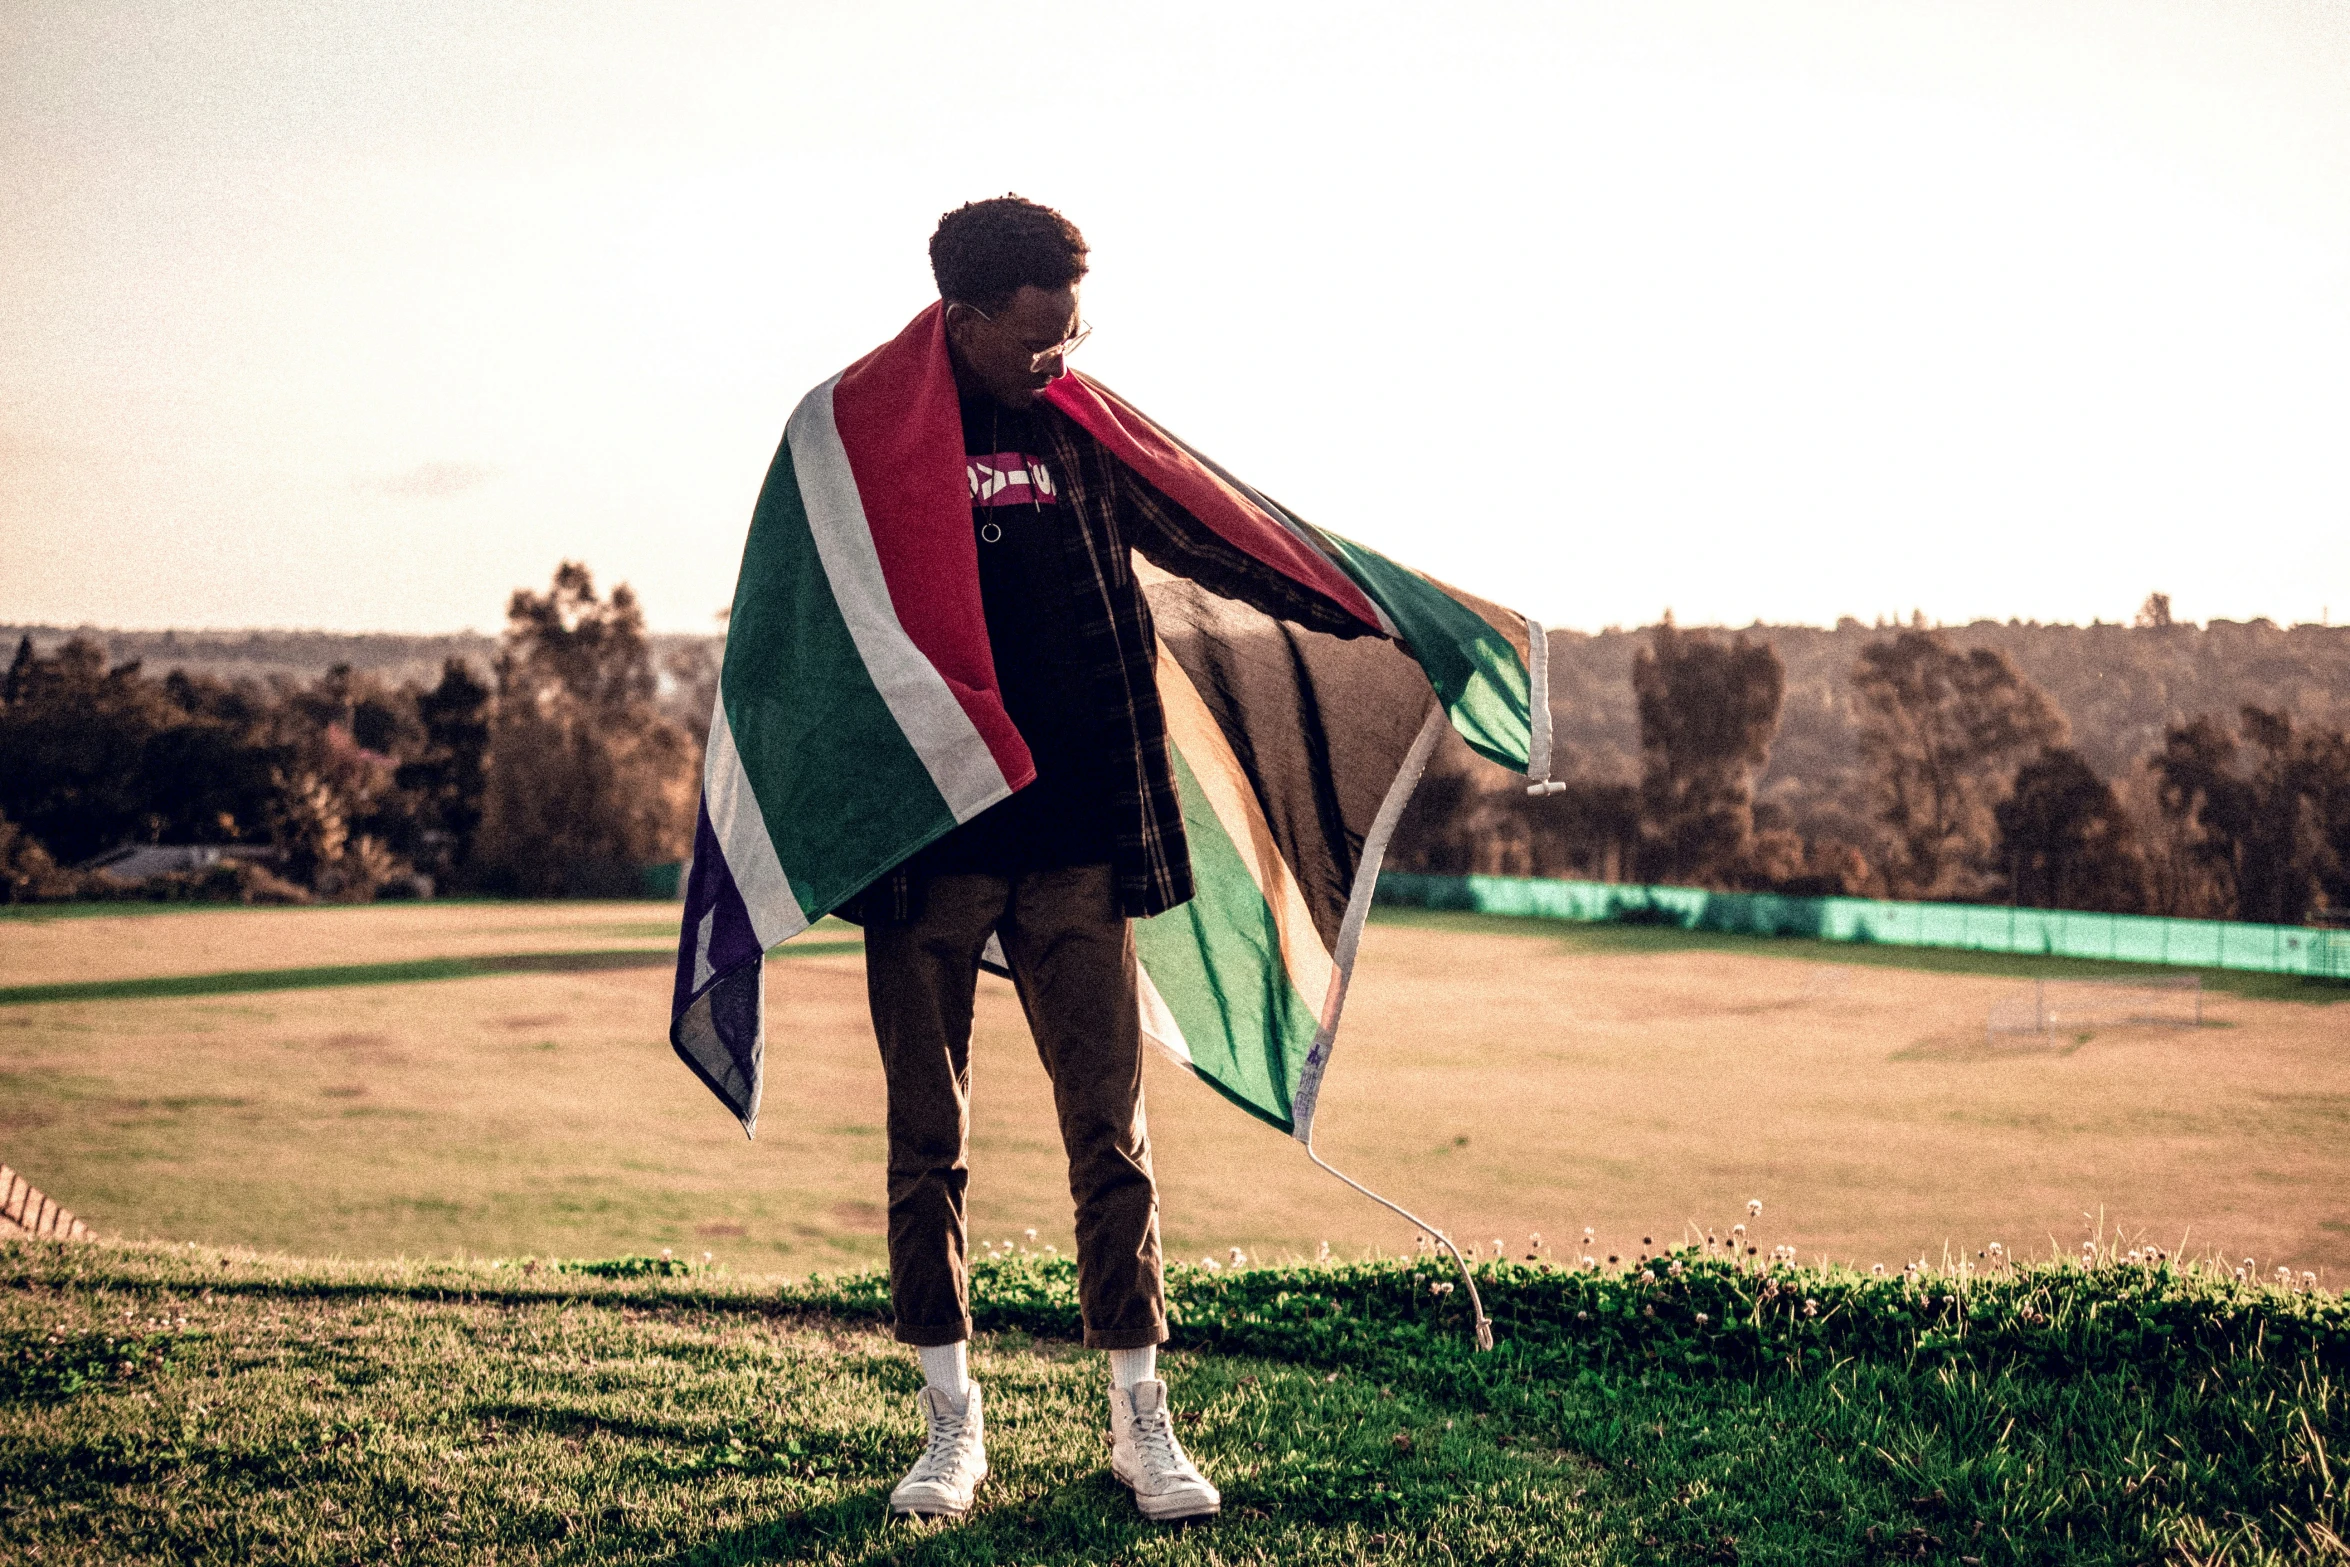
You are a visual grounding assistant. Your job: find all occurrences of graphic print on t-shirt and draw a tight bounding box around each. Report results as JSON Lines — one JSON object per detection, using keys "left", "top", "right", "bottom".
{"left": 967, "top": 452, "right": 1058, "bottom": 507}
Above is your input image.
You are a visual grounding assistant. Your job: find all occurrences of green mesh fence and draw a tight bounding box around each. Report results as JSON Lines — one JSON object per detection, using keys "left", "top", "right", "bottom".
{"left": 1374, "top": 873, "right": 2350, "bottom": 980}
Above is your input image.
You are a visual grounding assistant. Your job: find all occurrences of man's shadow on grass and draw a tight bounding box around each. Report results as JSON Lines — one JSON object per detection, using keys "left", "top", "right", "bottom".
{"left": 638, "top": 1473, "right": 1211, "bottom": 1567}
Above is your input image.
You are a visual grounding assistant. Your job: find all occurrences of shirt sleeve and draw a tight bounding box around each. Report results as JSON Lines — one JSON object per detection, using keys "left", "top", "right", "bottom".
{"left": 1048, "top": 414, "right": 1380, "bottom": 642}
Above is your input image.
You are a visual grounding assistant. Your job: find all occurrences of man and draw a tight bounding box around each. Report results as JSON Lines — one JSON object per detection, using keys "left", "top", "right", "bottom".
{"left": 864, "top": 195, "right": 1372, "bottom": 1524}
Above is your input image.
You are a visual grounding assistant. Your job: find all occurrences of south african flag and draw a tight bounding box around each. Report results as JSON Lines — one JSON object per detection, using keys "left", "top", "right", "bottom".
{"left": 671, "top": 303, "right": 1550, "bottom": 1143}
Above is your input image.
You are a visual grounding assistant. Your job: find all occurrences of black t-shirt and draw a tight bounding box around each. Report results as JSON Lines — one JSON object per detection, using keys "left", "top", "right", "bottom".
{"left": 907, "top": 392, "right": 1120, "bottom": 875}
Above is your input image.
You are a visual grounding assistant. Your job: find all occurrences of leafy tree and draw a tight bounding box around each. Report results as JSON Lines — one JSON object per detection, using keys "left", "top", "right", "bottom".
{"left": 0, "top": 809, "right": 80, "bottom": 902}
{"left": 0, "top": 636, "right": 185, "bottom": 862}
{"left": 471, "top": 563, "right": 697, "bottom": 896}
{"left": 2150, "top": 707, "right": 2350, "bottom": 926}
{"left": 1852, "top": 629, "right": 2068, "bottom": 899}
{"left": 392, "top": 659, "right": 493, "bottom": 882}
{"left": 1631, "top": 618, "right": 1784, "bottom": 886}
{"left": 1992, "top": 747, "right": 2147, "bottom": 912}
{"left": 2308, "top": 730, "right": 2350, "bottom": 921}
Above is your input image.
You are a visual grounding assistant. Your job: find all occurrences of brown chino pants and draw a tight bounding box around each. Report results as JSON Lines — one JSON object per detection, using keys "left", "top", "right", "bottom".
{"left": 863, "top": 864, "right": 1167, "bottom": 1350}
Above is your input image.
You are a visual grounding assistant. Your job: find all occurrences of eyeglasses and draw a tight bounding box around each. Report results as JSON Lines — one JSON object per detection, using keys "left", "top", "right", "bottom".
{"left": 1025, "top": 323, "right": 1090, "bottom": 373}
{"left": 960, "top": 303, "right": 1092, "bottom": 373}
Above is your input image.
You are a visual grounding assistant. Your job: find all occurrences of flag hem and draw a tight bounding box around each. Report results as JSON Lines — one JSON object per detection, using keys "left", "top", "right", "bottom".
{"left": 1288, "top": 698, "right": 1449, "bottom": 1142}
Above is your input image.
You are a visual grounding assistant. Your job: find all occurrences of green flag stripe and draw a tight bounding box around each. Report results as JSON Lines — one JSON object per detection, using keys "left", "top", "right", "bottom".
{"left": 1308, "top": 532, "right": 1535, "bottom": 773}
{"left": 1134, "top": 746, "right": 1325, "bottom": 1135}
{"left": 721, "top": 440, "right": 960, "bottom": 916}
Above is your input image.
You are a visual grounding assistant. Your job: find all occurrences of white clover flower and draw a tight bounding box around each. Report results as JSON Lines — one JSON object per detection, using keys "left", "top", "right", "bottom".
{"left": 1318, "top": 1240, "right": 1332, "bottom": 1263}
{"left": 1802, "top": 1299, "right": 1819, "bottom": 1317}
{"left": 661, "top": 1248, "right": 673, "bottom": 1261}
{"left": 1025, "top": 1228, "right": 1038, "bottom": 1243}
{"left": 1748, "top": 1199, "right": 1763, "bottom": 1217}
{"left": 1669, "top": 1260, "right": 1684, "bottom": 1276}
{"left": 1229, "top": 1247, "right": 1247, "bottom": 1266}
{"left": 1694, "top": 1312, "right": 1711, "bottom": 1326}
{"left": 1581, "top": 1255, "right": 1597, "bottom": 1268}
{"left": 1871, "top": 1264, "right": 1886, "bottom": 1276}
{"left": 1202, "top": 1257, "right": 1222, "bottom": 1272}
{"left": 1493, "top": 1239, "right": 1506, "bottom": 1258}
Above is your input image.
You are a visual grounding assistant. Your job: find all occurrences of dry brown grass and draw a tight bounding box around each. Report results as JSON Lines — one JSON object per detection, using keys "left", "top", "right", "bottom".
{"left": 2, "top": 901, "right": 2343, "bottom": 1279}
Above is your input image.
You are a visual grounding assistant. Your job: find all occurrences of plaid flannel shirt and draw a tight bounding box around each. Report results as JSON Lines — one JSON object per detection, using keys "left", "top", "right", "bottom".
{"left": 857, "top": 406, "right": 1374, "bottom": 925}
{"left": 1036, "top": 407, "right": 1377, "bottom": 918}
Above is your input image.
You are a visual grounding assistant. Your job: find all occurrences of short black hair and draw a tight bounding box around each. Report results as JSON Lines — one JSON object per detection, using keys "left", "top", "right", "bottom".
{"left": 929, "top": 195, "right": 1088, "bottom": 313}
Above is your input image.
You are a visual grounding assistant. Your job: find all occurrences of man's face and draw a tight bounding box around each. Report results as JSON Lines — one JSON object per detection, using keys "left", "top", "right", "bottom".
{"left": 946, "top": 283, "right": 1081, "bottom": 410}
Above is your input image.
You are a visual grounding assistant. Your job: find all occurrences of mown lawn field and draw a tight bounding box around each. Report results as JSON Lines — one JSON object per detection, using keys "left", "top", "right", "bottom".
{"left": 3, "top": 1237, "right": 2344, "bottom": 1565}
{"left": 2, "top": 900, "right": 2344, "bottom": 1278}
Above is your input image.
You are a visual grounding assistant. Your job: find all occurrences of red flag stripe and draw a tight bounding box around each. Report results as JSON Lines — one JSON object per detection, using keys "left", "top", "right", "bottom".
{"left": 829, "top": 304, "right": 1033, "bottom": 785}
{"left": 1044, "top": 375, "right": 1386, "bottom": 633}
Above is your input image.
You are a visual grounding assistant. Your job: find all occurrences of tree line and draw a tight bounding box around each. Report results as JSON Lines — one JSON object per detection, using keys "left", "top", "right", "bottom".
{"left": 1392, "top": 608, "right": 2350, "bottom": 926}
{"left": 0, "top": 564, "right": 710, "bottom": 904}
{"left": 10, "top": 574, "right": 2347, "bottom": 926}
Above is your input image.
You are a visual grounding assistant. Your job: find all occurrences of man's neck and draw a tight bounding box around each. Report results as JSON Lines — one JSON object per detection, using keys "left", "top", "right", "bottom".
{"left": 948, "top": 341, "right": 1035, "bottom": 413}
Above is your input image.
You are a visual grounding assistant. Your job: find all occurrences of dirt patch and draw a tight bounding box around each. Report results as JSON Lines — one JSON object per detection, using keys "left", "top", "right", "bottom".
{"left": 827, "top": 1201, "right": 887, "bottom": 1234}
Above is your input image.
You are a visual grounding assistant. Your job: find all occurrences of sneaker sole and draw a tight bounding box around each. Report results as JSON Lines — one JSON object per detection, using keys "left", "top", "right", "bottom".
{"left": 1114, "top": 1470, "right": 1220, "bottom": 1523}
{"left": 890, "top": 1468, "right": 987, "bottom": 1520}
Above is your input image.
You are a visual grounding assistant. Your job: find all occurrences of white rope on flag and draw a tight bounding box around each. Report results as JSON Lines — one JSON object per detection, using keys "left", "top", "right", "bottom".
{"left": 1303, "top": 1134, "right": 1493, "bottom": 1352}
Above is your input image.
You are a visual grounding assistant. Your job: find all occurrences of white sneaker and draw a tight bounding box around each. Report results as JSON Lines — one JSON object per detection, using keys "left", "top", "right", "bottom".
{"left": 889, "top": 1384, "right": 988, "bottom": 1519}
{"left": 1109, "top": 1378, "right": 1220, "bottom": 1522}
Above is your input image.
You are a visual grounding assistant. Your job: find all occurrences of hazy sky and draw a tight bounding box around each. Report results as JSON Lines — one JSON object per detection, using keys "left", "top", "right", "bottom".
{"left": 4, "top": 1, "right": 2346, "bottom": 636}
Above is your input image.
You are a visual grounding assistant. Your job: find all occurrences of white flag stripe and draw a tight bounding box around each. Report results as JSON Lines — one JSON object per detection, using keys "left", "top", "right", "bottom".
{"left": 786, "top": 374, "right": 1013, "bottom": 823}
{"left": 1136, "top": 963, "right": 1196, "bottom": 1070}
{"left": 703, "top": 691, "right": 808, "bottom": 949}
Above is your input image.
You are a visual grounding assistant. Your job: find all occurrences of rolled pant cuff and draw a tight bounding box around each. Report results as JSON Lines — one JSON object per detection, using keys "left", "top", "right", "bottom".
{"left": 892, "top": 1318, "right": 974, "bottom": 1348}
{"left": 1083, "top": 1324, "right": 1169, "bottom": 1350}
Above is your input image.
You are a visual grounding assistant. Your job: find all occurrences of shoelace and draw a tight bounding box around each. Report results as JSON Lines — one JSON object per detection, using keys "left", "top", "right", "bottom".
{"left": 1129, "top": 1405, "right": 1188, "bottom": 1476}
{"left": 912, "top": 1405, "right": 971, "bottom": 1481}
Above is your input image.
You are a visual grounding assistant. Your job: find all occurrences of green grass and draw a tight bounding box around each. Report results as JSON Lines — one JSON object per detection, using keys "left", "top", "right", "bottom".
{"left": 0, "top": 943, "right": 858, "bottom": 1008}
{"left": 0, "top": 897, "right": 640, "bottom": 924}
{"left": 5, "top": 1239, "right": 2343, "bottom": 1565}
{"left": 1367, "top": 906, "right": 2350, "bottom": 1005}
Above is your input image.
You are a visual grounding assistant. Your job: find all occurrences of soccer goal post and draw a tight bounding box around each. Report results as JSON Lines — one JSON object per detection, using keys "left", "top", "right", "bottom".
{"left": 1985, "top": 974, "right": 2204, "bottom": 1045}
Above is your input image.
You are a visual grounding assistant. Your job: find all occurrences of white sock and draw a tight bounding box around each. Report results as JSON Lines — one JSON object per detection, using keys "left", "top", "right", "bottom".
{"left": 1108, "top": 1345, "right": 1157, "bottom": 1391}
{"left": 918, "top": 1341, "right": 969, "bottom": 1401}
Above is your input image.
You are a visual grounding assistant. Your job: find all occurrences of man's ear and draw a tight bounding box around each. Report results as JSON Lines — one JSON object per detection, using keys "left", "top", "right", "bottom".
{"left": 942, "top": 301, "right": 978, "bottom": 350}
